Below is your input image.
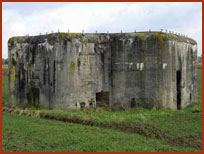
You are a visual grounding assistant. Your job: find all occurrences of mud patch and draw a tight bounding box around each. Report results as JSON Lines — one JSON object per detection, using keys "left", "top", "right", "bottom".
{"left": 168, "top": 134, "right": 202, "bottom": 150}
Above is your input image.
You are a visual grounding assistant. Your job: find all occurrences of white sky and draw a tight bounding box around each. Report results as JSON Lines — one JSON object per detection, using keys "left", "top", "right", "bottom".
{"left": 2, "top": 2, "right": 202, "bottom": 58}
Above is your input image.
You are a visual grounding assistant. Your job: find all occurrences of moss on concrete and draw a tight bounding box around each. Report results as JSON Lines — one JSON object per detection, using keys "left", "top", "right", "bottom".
{"left": 81, "top": 37, "right": 88, "bottom": 44}
{"left": 58, "top": 32, "right": 80, "bottom": 40}
{"left": 8, "top": 32, "right": 197, "bottom": 46}
{"left": 69, "top": 61, "right": 75, "bottom": 71}
{"left": 119, "top": 32, "right": 197, "bottom": 45}
{"left": 8, "top": 36, "right": 22, "bottom": 44}
{"left": 153, "top": 33, "right": 164, "bottom": 61}
{"left": 11, "top": 66, "right": 15, "bottom": 82}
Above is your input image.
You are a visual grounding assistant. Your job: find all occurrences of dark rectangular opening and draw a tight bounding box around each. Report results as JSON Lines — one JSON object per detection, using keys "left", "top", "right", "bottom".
{"left": 96, "top": 91, "right": 109, "bottom": 107}
{"left": 176, "top": 70, "right": 181, "bottom": 110}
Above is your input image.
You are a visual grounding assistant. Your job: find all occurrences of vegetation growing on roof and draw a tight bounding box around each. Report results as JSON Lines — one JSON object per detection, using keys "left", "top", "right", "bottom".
{"left": 121, "top": 32, "right": 197, "bottom": 45}
{"left": 8, "top": 36, "right": 22, "bottom": 44}
{"left": 57, "top": 32, "right": 81, "bottom": 40}
{"left": 8, "top": 32, "right": 197, "bottom": 46}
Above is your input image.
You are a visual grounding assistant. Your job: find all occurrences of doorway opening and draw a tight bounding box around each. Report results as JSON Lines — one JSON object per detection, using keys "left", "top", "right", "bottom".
{"left": 176, "top": 70, "right": 181, "bottom": 110}
{"left": 96, "top": 91, "right": 109, "bottom": 108}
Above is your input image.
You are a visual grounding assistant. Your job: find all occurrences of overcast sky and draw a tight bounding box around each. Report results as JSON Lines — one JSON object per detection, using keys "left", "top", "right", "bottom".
{"left": 2, "top": 2, "right": 202, "bottom": 58}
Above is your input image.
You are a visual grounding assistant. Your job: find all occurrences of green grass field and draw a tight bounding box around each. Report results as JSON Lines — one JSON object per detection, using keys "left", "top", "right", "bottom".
{"left": 4, "top": 112, "right": 199, "bottom": 152}
{"left": 2, "top": 69, "right": 202, "bottom": 152}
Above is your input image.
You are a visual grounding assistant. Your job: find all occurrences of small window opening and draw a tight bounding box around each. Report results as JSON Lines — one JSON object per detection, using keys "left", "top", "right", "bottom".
{"left": 96, "top": 91, "right": 109, "bottom": 107}
{"left": 130, "top": 98, "right": 136, "bottom": 108}
{"left": 80, "top": 102, "right": 86, "bottom": 109}
{"left": 89, "top": 103, "right": 93, "bottom": 107}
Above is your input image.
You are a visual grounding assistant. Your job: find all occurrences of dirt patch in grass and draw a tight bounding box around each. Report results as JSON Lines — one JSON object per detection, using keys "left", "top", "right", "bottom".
{"left": 7, "top": 132, "right": 15, "bottom": 141}
{"left": 168, "top": 134, "right": 202, "bottom": 150}
{"left": 9, "top": 145, "right": 27, "bottom": 152}
{"left": 102, "top": 122, "right": 165, "bottom": 139}
{"left": 40, "top": 113, "right": 165, "bottom": 139}
{"left": 46, "top": 114, "right": 202, "bottom": 150}
{"left": 3, "top": 132, "right": 27, "bottom": 152}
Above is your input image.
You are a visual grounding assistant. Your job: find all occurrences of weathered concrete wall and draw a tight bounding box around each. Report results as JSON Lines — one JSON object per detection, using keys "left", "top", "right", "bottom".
{"left": 8, "top": 32, "right": 197, "bottom": 110}
{"left": 110, "top": 33, "right": 197, "bottom": 109}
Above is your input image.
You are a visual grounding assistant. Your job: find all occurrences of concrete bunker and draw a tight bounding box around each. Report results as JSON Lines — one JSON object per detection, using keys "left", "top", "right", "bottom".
{"left": 8, "top": 32, "right": 197, "bottom": 110}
